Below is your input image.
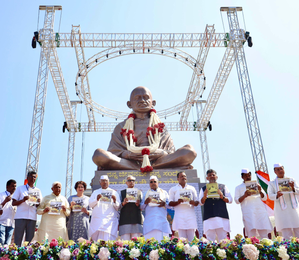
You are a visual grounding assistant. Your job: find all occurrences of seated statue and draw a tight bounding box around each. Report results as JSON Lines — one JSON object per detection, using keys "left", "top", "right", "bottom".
{"left": 92, "top": 86, "right": 197, "bottom": 171}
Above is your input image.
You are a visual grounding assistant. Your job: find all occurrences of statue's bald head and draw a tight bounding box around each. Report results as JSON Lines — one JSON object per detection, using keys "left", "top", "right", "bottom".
{"left": 127, "top": 86, "right": 156, "bottom": 114}
{"left": 130, "top": 86, "right": 152, "bottom": 101}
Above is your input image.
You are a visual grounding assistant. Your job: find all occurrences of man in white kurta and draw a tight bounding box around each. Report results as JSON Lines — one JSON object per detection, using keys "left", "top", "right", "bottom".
{"left": 235, "top": 168, "right": 272, "bottom": 239}
{"left": 169, "top": 171, "right": 199, "bottom": 241}
{"left": 89, "top": 175, "right": 120, "bottom": 241}
{"left": 267, "top": 163, "right": 299, "bottom": 239}
{"left": 35, "top": 182, "right": 70, "bottom": 242}
{"left": 141, "top": 176, "right": 172, "bottom": 242}
{"left": 199, "top": 169, "right": 232, "bottom": 242}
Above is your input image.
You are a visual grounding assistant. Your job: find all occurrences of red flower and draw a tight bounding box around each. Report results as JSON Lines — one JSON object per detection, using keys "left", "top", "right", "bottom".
{"left": 158, "top": 128, "right": 163, "bottom": 133}
{"left": 147, "top": 127, "right": 153, "bottom": 132}
{"left": 146, "top": 132, "right": 150, "bottom": 137}
{"left": 153, "top": 124, "right": 159, "bottom": 128}
{"left": 128, "top": 114, "right": 136, "bottom": 119}
{"left": 142, "top": 148, "right": 150, "bottom": 155}
{"left": 140, "top": 166, "right": 153, "bottom": 172}
{"left": 126, "top": 130, "right": 134, "bottom": 137}
{"left": 120, "top": 128, "right": 127, "bottom": 136}
{"left": 131, "top": 237, "right": 138, "bottom": 242}
{"left": 151, "top": 128, "right": 156, "bottom": 135}
{"left": 158, "top": 122, "right": 165, "bottom": 128}
{"left": 149, "top": 109, "right": 156, "bottom": 114}
{"left": 50, "top": 239, "right": 58, "bottom": 248}
{"left": 133, "top": 136, "right": 137, "bottom": 143}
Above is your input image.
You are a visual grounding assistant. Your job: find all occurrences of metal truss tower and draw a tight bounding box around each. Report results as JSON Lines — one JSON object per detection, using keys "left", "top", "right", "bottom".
{"left": 27, "top": 5, "right": 269, "bottom": 196}
{"left": 222, "top": 7, "right": 268, "bottom": 173}
{"left": 25, "top": 6, "right": 62, "bottom": 177}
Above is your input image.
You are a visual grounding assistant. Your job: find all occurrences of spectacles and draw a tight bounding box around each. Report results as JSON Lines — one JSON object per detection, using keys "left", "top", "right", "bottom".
{"left": 127, "top": 180, "right": 135, "bottom": 182}
{"left": 150, "top": 181, "right": 157, "bottom": 183}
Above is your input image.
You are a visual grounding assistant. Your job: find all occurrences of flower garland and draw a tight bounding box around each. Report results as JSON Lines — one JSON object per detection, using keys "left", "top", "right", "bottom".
{"left": 1, "top": 235, "right": 299, "bottom": 260}
{"left": 120, "top": 109, "right": 165, "bottom": 172}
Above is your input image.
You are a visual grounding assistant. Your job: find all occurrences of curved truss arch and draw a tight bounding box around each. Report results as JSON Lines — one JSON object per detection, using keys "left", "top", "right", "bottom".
{"left": 75, "top": 46, "right": 205, "bottom": 119}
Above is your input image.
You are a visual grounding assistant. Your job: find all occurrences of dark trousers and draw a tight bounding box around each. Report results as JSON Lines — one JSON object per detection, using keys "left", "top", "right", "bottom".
{"left": 14, "top": 219, "right": 36, "bottom": 246}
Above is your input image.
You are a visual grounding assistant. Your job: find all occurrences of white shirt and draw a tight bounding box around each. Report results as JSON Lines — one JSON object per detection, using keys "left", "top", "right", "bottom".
{"left": 0, "top": 191, "right": 16, "bottom": 227}
{"left": 169, "top": 184, "right": 198, "bottom": 230}
{"left": 198, "top": 184, "right": 232, "bottom": 233}
{"left": 12, "top": 185, "right": 42, "bottom": 221}
{"left": 267, "top": 177, "right": 299, "bottom": 231}
{"left": 235, "top": 183, "right": 272, "bottom": 233}
{"left": 140, "top": 188, "right": 171, "bottom": 235}
{"left": 89, "top": 187, "right": 120, "bottom": 237}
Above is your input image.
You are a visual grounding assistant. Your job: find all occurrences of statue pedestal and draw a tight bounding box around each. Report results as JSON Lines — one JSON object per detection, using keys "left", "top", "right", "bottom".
{"left": 90, "top": 169, "right": 203, "bottom": 237}
{"left": 90, "top": 169, "right": 200, "bottom": 190}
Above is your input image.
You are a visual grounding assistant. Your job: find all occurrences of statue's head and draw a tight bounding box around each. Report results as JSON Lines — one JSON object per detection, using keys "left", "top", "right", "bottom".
{"left": 127, "top": 86, "right": 156, "bottom": 114}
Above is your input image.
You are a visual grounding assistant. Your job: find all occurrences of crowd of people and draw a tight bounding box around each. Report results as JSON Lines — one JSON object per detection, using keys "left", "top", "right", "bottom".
{"left": 0, "top": 164, "right": 298, "bottom": 246}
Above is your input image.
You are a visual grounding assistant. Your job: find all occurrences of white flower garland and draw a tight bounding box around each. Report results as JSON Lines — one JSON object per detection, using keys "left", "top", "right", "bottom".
{"left": 120, "top": 109, "right": 165, "bottom": 172}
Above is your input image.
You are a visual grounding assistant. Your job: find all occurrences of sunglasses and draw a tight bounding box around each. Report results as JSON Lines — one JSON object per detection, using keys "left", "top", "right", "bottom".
{"left": 127, "top": 179, "right": 135, "bottom": 182}
{"left": 150, "top": 181, "right": 157, "bottom": 183}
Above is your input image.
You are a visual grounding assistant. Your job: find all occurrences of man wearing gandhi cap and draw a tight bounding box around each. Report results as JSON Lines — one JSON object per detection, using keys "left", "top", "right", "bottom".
{"left": 234, "top": 168, "right": 272, "bottom": 239}
{"left": 268, "top": 163, "right": 299, "bottom": 239}
{"left": 89, "top": 175, "right": 120, "bottom": 241}
{"left": 141, "top": 176, "right": 171, "bottom": 242}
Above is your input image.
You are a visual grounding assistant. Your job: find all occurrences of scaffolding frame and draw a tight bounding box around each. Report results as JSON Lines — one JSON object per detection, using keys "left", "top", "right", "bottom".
{"left": 26, "top": 6, "right": 268, "bottom": 196}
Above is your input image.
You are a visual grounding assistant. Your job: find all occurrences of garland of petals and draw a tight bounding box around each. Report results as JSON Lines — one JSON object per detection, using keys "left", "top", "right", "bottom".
{"left": 120, "top": 109, "right": 165, "bottom": 172}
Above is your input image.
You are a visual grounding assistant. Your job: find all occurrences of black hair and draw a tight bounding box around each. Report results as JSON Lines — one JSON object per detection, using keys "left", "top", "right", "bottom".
{"left": 6, "top": 179, "right": 16, "bottom": 187}
{"left": 27, "top": 171, "right": 37, "bottom": 178}
{"left": 74, "top": 181, "right": 87, "bottom": 190}
{"left": 206, "top": 169, "right": 217, "bottom": 176}
{"left": 177, "top": 171, "right": 185, "bottom": 178}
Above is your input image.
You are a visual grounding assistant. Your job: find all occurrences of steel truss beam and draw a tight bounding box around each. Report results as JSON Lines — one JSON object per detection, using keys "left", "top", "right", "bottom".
{"left": 196, "top": 101, "right": 210, "bottom": 177}
{"left": 41, "top": 32, "right": 228, "bottom": 48}
{"left": 65, "top": 101, "right": 81, "bottom": 197}
{"left": 180, "top": 25, "right": 215, "bottom": 130}
{"left": 25, "top": 6, "right": 58, "bottom": 177}
{"left": 197, "top": 46, "right": 235, "bottom": 130}
{"left": 72, "top": 25, "right": 96, "bottom": 131}
{"left": 75, "top": 46, "right": 205, "bottom": 120}
{"left": 73, "top": 121, "right": 197, "bottom": 132}
{"left": 225, "top": 7, "right": 268, "bottom": 173}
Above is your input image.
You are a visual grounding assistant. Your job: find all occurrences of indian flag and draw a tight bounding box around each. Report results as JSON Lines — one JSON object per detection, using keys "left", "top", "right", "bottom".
{"left": 256, "top": 170, "right": 274, "bottom": 216}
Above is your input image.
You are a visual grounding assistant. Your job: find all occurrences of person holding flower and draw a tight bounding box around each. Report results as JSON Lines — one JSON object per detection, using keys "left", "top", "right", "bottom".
{"left": 34, "top": 182, "right": 70, "bottom": 242}
{"left": 67, "top": 181, "right": 91, "bottom": 241}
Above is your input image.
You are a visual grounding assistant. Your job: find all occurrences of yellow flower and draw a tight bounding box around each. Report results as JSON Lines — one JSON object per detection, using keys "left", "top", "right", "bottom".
{"left": 291, "top": 237, "right": 297, "bottom": 243}
{"left": 67, "top": 240, "right": 75, "bottom": 246}
{"left": 22, "top": 241, "right": 29, "bottom": 247}
{"left": 137, "top": 237, "right": 145, "bottom": 244}
{"left": 177, "top": 241, "right": 184, "bottom": 250}
{"left": 245, "top": 238, "right": 252, "bottom": 244}
{"left": 107, "top": 240, "right": 114, "bottom": 248}
{"left": 43, "top": 246, "right": 49, "bottom": 255}
{"left": 128, "top": 240, "right": 135, "bottom": 249}
{"left": 275, "top": 236, "right": 283, "bottom": 243}
{"left": 159, "top": 248, "right": 165, "bottom": 255}
{"left": 90, "top": 243, "right": 98, "bottom": 257}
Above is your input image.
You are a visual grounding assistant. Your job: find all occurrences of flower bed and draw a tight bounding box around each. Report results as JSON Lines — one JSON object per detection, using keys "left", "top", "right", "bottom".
{"left": 1, "top": 235, "right": 299, "bottom": 260}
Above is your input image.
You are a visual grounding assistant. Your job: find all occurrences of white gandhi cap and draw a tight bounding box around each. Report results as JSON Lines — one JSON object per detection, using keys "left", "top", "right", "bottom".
{"left": 149, "top": 175, "right": 158, "bottom": 181}
{"left": 241, "top": 168, "right": 250, "bottom": 174}
{"left": 274, "top": 163, "right": 283, "bottom": 168}
{"left": 100, "top": 175, "right": 109, "bottom": 180}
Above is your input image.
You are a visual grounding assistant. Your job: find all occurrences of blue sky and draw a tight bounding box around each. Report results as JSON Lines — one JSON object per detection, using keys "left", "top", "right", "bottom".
{"left": 1, "top": 0, "right": 299, "bottom": 237}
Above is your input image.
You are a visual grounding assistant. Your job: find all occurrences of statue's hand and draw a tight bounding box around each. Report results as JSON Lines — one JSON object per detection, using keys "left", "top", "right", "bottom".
{"left": 149, "top": 149, "right": 167, "bottom": 161}
{"left": 122, "top": 151, "right": 144, "bottom": 162}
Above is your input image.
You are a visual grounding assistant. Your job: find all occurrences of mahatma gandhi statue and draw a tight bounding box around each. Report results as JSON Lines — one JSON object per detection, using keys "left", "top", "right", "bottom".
{"left": 92, "top": 86, "right": 197, "bottom": 172}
